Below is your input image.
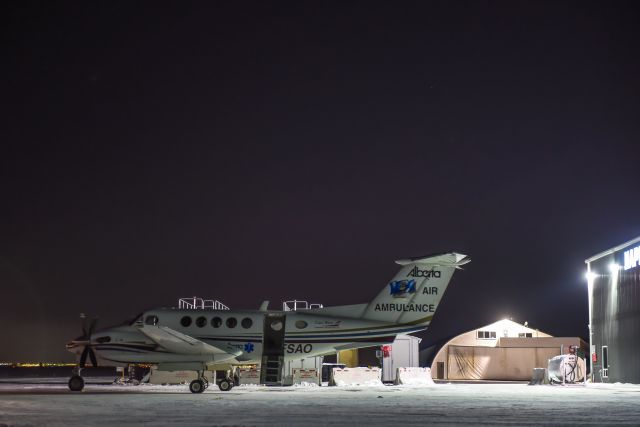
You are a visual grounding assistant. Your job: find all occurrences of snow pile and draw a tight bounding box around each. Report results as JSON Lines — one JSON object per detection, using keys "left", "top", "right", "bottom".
{"left": 292, "top": 381, "right": 319, "bottom": 388}
{"left": 2, "top": 382, "right": 640, "bottom": 425}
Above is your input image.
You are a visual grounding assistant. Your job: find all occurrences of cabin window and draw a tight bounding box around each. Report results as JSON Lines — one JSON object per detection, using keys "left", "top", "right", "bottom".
{"left": 295, "top": 320, "right": 308, "bottom": 329}
{"left": 211, "top": 317, "right": 222, "bottom": 328}
{"left": 196, "top": 316, "right": 207, "bottom": 327}
{"left": 181, "top": 316, "right": 192, "bottom": 327}
{"left": 145, "top": 315, "right": 158, "bottom": 326}
{"left": 241, "top": 318, "right": 253, "bottom": 329}
{"left": 270, "top": 320, "right": 283, "bottom": 331}
{"left": 226, "top": 317, "right": 238, "bottom": 328}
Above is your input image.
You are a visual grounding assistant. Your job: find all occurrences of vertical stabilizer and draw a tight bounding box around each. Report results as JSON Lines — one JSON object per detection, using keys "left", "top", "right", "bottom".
{"left": 361, "top": 252, "right": 469, "bottom": 325}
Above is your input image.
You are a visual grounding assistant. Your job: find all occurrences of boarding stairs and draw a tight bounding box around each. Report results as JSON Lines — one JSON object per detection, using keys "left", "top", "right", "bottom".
{"left": 261, "top": 355, "right": 284, "bottom": 385}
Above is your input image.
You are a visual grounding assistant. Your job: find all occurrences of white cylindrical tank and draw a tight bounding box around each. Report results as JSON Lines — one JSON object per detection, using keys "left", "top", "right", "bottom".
{"left": 548, "top": 354, "right": 585, "bottom": 383}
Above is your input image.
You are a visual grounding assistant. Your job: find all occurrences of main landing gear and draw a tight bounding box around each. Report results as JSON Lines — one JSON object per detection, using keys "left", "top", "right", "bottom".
{"left": 188, "top": 368, "right": 238, "bottom": 393}
{"left": 217, "top": 368, "right": 239, "bottom": 392}
{"left": 217, "top": 378, "right": 233, "bottom": 392}
{"left": 189, "top": 370, "right": 211, "bottom": 394}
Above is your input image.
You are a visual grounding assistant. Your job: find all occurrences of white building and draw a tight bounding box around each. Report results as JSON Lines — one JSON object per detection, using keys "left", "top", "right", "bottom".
{"left": 430, "top": 319, "right": 585, "bottom": 381}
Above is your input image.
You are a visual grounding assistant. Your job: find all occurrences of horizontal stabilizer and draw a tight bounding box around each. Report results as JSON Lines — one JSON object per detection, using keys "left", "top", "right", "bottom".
{"left": 308, "top": 304, "right": 367, "bottom": 319}
{"left": 395, "top": 252, "right": 470, "bottom": 268}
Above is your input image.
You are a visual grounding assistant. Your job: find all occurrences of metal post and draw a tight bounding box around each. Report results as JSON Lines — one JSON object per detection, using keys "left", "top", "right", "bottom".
{"left": 587, "top": 262, "right": 594, "bottom": 383}
{"left": 561, "top": 344, "right": 565, "bottom": 386}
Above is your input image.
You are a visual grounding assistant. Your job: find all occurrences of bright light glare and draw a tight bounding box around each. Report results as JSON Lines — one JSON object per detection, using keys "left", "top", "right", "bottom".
{"left": 585, "top": 271, "right": 597, "bottom": 281}
{"left": 609, "top": 263, "right": 621, "bottom": 272}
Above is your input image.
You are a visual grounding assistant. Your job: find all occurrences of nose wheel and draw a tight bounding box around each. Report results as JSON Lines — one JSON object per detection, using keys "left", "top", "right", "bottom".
{"left": 68, "top": 372, "right": 85, "bottom": 391}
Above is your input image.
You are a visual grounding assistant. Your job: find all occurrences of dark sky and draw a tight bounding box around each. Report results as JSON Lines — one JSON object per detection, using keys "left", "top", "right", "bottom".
{"left": 2, "top": 1, "right": 640, "bottom": 361}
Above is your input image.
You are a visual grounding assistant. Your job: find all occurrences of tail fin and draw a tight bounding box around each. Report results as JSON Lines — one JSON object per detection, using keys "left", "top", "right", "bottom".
{"left": 361, "top": 252, "right": 469, "bottom": 325}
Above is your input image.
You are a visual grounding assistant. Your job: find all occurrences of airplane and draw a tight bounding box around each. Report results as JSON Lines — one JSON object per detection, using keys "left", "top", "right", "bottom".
{"left": 66, "top": 252, "right": 469, "bottom": 392}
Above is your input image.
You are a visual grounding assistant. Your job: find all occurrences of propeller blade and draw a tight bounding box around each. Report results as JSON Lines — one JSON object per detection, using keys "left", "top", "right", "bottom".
{"left": 88, "top": 347, "right": 98, "bottom": 367}
{"left": 79, "top": 346, "right": 89, "bottom": 368}
{"left": 80, "top": 313, "right": 88, "bottom": 339}
{"left": 88, "top": 318, "right": 98, "bottom": 336}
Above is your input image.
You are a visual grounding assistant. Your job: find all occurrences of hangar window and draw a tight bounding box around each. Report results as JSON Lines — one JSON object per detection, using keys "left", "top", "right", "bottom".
{"left": 295, "top": 320, "right": 308, "bottom": 329}
{"left": 518, "top": 333, "right": 533, "bottom": 338}
{"left": 196, "top": 316, "right": 207, "bottom": 328}
{"left": 477, "top": 330, "right": 496, "bottom": 339}
{"left": 211, "top": 317, "right": 222, "bottom": 328}
{"left": 181, "top": 316, "right": 192, "bottom": 327}
{"left": 226, "top": 317, "right": 238, "bottom": 328}
{"left": 145, "top": 315, "right": 158, "bottom": 326}
{"left": 241, "top": 318, "right": 253, "bottom": 329}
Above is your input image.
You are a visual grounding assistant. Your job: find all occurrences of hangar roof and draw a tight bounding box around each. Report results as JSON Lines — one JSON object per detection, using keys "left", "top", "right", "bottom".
{"left": 585, "top": 235, "right": 640, "bottom": 264}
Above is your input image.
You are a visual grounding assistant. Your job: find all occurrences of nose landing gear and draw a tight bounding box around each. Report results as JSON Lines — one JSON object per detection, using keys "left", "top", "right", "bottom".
{"left": 68, "top": 367, "right": 85, "bottom": 391}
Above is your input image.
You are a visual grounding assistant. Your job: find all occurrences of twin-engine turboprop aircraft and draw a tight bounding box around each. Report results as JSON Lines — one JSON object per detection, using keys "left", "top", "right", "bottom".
{"left": 66, "top": 252, "right": 469, "bottom": 392}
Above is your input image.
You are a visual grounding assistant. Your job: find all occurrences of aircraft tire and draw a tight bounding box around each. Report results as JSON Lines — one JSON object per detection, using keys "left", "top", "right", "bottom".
{"left": 218, "top": 379, "right": 232, "bottom": 392}
{"left": 68, "top": 375, "right": 85, "bottom": 392}
{"left": 189, "top": 379, "right": 205, "bottom": 394}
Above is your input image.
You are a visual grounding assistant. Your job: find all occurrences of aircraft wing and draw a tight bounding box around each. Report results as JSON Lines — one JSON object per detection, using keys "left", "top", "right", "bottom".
{"left": 139, "top": 325, "right": 239, "bottom": 356}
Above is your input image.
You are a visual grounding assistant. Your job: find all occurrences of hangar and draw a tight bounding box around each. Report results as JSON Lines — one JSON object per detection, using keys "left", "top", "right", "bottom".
{"left": 428, "top": 319, "right": 586, "bottom": 381}
{"left": 586, "top": 235, "right": 640, "bottom": 383}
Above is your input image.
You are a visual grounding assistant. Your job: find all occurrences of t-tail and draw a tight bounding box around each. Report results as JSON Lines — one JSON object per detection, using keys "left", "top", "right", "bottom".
{"left": 361, "top": 252, "right": 470, "bottom": 326}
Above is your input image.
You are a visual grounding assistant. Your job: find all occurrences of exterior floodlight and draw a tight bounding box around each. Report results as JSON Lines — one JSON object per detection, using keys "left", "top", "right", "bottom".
{"left": 609, "top": 263, "right": 621, "bottom": 272}
{"left": 585, "top": 271, "right": 597, "bottom": 281}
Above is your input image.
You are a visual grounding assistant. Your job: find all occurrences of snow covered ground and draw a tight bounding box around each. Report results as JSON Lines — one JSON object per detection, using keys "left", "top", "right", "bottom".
{"left": 1, "top": 382, "right": 640, "bottom": 426}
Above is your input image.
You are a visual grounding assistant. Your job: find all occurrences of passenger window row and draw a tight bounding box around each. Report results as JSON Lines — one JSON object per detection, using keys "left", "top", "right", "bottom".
{"left": 145, "top": 314, "right": 254, "bottom": 328}
{"left": 182, "top": 315, "right": 252, "bottom": 329}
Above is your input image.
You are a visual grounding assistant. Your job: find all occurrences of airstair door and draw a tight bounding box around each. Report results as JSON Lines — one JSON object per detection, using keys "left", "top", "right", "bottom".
{"left": 260, "top": 313, "right": 286, "bottom": 385}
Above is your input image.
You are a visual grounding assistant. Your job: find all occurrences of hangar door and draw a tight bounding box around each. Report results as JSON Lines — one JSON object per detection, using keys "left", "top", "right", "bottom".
{"left": 447, "top": 345, "right": 561, "bottom": 380}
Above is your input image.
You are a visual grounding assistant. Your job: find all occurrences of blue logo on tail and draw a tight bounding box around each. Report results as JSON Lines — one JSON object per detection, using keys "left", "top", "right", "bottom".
{"left": 389, "top": 279, "right": 417, "bottom": 298}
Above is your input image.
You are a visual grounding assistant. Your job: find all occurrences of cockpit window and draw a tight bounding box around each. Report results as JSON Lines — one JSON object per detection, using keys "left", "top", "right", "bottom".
{"left": 95, "top": 336, "right": 111, "bottom": 343}
{"left": 145, "top": 315, "right": 159, "bottom": 326}
{"left": 128, "top": 313, "right": 144, "bottom": 326}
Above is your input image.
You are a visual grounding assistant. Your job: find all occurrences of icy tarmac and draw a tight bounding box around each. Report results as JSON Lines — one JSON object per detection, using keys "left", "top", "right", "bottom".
{"left": 1, "top": 382, "right": 640, "bottom": 426}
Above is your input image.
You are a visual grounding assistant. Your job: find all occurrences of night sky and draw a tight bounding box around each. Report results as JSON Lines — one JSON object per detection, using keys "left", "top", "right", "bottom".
{"left": 3, "top": 1, "right": 640, "bottom": 361}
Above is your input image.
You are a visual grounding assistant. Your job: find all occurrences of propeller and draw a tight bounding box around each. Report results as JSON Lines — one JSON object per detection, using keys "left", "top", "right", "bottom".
{"left": 76, "top": 313, "right": 98, "bottom": 368}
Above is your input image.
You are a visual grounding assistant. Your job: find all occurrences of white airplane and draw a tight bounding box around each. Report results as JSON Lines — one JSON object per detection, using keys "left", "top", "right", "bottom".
{"left": 66, "top": 252, "right": 469, "bottom": 392}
